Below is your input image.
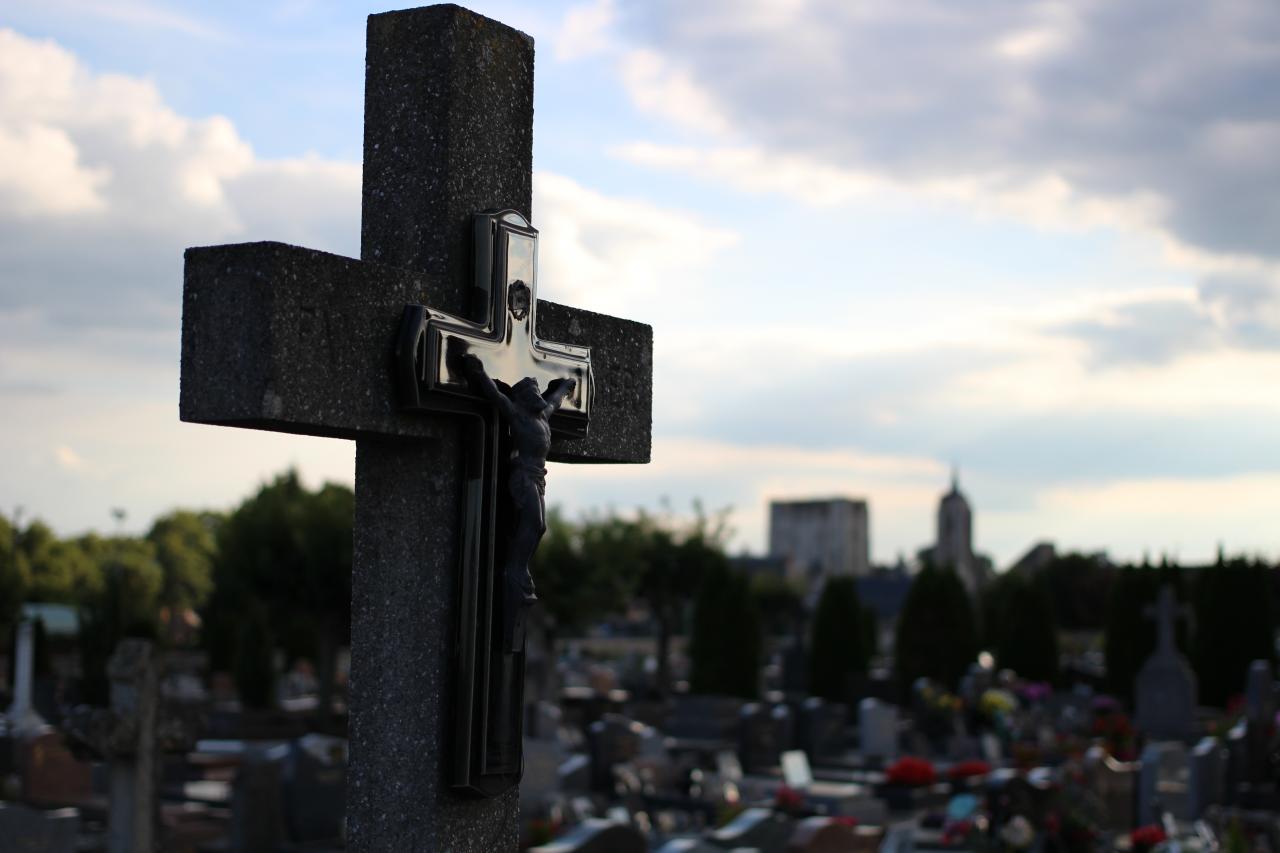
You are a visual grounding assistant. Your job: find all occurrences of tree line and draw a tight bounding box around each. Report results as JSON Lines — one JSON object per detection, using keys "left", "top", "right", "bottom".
{"left": 4, "top": 473, "right": 1275, "bottom": 711}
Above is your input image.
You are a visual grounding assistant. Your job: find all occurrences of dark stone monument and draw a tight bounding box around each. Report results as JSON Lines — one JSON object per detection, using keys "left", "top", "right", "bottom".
{"left": 1135, "top": 585, "right": 1196, "bottom": 741}
{"left": 526, "top": 818, "right": 646, "bottom": 853}
{"left": 179, "top": 6, "right": 652, "bottom": 850}
{"left": 0, "top": 802, "right": 78, "bottom": 853}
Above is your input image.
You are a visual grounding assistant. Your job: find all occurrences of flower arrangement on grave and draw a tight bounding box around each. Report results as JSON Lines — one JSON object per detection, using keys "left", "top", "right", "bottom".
{"left": 1019, "top": 681, "right": 1052, "bottom": 704}
{"left": 998, "top": 815, "right": 1035, "bottom": 850}
{"left": 885, "top": 756, "right": 938, "bottom": 786}
{"left": 980, "top": 688, "right": 1018, "bottom": 719}
{"left": 525, "top": 816, "right": 562, "bottom": 847}
{"left": 1090, "top": 705, "right": 1135, "bottom": 760}
{"left": 949, "top": 759, "right": 992, "bottom": 780}
{"left": 1129, "top": 824, "right": 1167, "bottom": 853}
{"left": 918, "top": 682, "right": 965, "bottom": 740}
{"left": 773, "top": 784, "right": 806, "bottom": 814}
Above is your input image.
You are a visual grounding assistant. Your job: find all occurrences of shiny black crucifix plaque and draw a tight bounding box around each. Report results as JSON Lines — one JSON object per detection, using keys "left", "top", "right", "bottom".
{"left": 396, "top": 210, "right": 594, "bottom": 797}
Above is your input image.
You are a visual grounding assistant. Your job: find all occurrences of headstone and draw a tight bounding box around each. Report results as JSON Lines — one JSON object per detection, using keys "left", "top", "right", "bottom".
{"left": 5, "top": 619, "right": 43, "bottom": 735}
{"left": 1189, "top": 736, "right": 1227, "bottom": 818}
{"left": 527, "top": 818, "right": 646, "bottom": 853}
{"left": 279, "top": 734, "right": 346, "bottom": 844}
{"left": 785, "top": 816, "right": 859, "bottom": 853}
{"left": 0, "top": 802, "right": 77, "bottom": 853}
{"left": 1082, "top": 745, "right": 1137, "bottom": 831}
{"left": 1138, "top": 741, "right": 1190, "bottom": 824}
{"left": 179, "top": 7, "right": 652, "bottom": 850}
{"left": 1134, "top": 586, "right": 1196, "bottom": 740}
{"left": 709, "top": 807, "right": 793, "bottom": 852}
{"left": 739, "top": 702, "right": 792, "bottom": 774}
{"left": 858, "top": 698, "right": 897, "bottom": 761}
{"left": 18, "top": 728, "right": 91, "bottom": 807}
{"left": 796, "top": 698, "right": 846, "bottom": 766}
{"left": 229, "top": 748, "right": 284, "bottom": 853}
{"left": 657, "top": 838, "right": 721, "bottom": 853}
{"left": 1224, "top": 719, "right": 1248, "bottom": 802}
{"left": 664, "top": 695, "right": 743, "bottom": 759}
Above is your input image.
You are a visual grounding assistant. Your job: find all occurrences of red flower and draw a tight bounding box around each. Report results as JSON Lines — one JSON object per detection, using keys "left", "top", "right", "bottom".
{"left": 886, "top": 756, "right": 938, "bottom": 786}
{"left": 1130, "top": 824, "right": 1167, "bottom": 850}
{"left": 832, "top": 816, "right": 860, "bottom": 828}
{"left": 774, "top": 785, "right": 805, "bottom": 811}
{"left": 948, "top": 760, "right": 992, "bottom": 779}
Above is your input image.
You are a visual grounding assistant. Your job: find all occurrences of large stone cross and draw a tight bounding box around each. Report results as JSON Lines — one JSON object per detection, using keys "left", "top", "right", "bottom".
{"left": 179, "top": 6, "right": 651, "bottom": 850}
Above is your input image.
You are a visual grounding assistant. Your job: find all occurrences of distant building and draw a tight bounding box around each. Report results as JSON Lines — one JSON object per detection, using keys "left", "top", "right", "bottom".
{"left": 730, "top": 554, "right": 800, "bottom": 583}
{"left": 768, "top": 498, "right": 870, "bottom": 588}
{"left": 929, "top": 471, "right": 989, "bottom": 596}
{"left": 1009, "top": 541, "right": 1056, "bottom": 576}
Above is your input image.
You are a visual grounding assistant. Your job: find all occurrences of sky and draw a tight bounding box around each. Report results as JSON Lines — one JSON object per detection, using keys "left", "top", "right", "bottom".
{"left": 3, "top": 0, "right": 1280, "bottom": 567}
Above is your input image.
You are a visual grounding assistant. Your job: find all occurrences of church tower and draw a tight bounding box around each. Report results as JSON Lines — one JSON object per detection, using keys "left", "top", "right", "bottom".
{"left": 935, "top": 468, "right": 978, "bottom": 594}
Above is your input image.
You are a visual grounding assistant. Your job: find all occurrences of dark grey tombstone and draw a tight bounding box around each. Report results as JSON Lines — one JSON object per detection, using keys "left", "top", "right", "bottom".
{"left": 179, "top": 7, "right": 652, "bottom": 850}
{"left": 657, "top": 838, "right": 722, "bottom": 853}
{"left": 1224, "top": 719, "right": 1248, "bottom": 803}
{"left": 586, "top": 714, "right": 646, "bottom": 793}
{"left": 0, "top": 803, "right": 77, "bottom": 853}
{"left": 708, "top": 806, "right": 793, "bottom": 852}
{"left": 527, "top": 818, "right": 646, "bottom": 853}
{"left": 738, "top": 702, "right": 792, "bottom": 775}
{"left": 1134, "top": 586, "right": 1196, "bottom": 740}
{"left": 1245, "top": 659, "right": 1275, "bottom": 723}
{"left": 280, "top": 734, "right": 346, "bottom": 844}
{"left": 797, "top": 698, "right": 847, "bottom": 766}
{"left": 1137, "top": 741, "right": 1190, "bottom": 823}
{"left": 1190, "top": 736, "right": 1227, "bottom": 818}
{"left": 230, "top": 748, "right": 285, "bottom": 852}
{"left": 664, "top": 695, "right": 743, "bottom": 758}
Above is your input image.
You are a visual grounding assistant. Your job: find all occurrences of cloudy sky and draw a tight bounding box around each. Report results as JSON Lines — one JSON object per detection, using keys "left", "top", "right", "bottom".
{"left": 3, "top": 0, "right": 1280, "bottom": 567}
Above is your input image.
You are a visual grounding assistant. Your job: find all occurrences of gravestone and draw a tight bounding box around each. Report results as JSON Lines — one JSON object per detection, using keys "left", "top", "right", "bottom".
{"left": 5, "top": 618, "right": 43, "bottom": 736}
{"left": 179, "top": 6, "right": 652, "bottom": 850}
{"left": 785, "top": 816, "right": 860, "bottom": 853}
{"left": 1245, "top": 659, "right": 1275, "bottom": 723}
{"left": 1138, "top": 741, "right": 1190, "bottom": 824}
{"left": 858, "top": 698, "right": 897, "bottom": 761}
{"left": 0, "top": 802, "right": 78, "bottom": 853}
{"left": 709, "top": 807, "right": 793, "bottom": 852}
{"left": 18, "top": 728, "right": 91, "bottom": 807}
{"left": 738, "top": 702, "right": 792, "bottom": 774}
{"left": 279, "top": 734, "right": 347, "bottom": 844}
{"left": 527, "top": 818, "right": 646, "bottom": 853}
{"left": 797, "top": 698, "right": 846, "bottom": 766}
{"left": 1134, "top": 586, "right": 1196, "bottom": 740}
{"left": 1189, "top": 736, "right": 1227, "bottom": 818}
{"left": 1082, "top": 745, "right": 1137, "bottom": 831}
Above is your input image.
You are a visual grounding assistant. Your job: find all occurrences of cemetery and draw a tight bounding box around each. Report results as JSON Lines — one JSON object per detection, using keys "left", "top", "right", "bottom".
{"left": 3, "top": 3, "right": 1280, "bottom": 853}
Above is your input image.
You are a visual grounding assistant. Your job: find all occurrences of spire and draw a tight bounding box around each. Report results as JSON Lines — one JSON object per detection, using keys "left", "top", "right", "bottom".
{"left": 950, "top": 464, "right": 959, "bottom": 493}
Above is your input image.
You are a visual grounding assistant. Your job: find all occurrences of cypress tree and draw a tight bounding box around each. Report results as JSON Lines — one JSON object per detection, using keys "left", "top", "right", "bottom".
{"left": 808, "top": 576, "right": 868, "bottom": 702}
{"left": 689, "top": 563, "right": 761, "bottom": 699}
{"left": 894, "top": 563, "right": 978, "bottom": 690}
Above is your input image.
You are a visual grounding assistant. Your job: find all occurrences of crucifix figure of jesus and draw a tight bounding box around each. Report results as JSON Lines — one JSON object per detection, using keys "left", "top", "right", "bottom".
{"left": 462, "top": 353, "right": 574, "bottom": 649}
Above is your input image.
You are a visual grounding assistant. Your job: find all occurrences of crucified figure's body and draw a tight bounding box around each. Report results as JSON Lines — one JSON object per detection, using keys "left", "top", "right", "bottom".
{"left": 463, "top": 353, "right": 577, "bottom": 651}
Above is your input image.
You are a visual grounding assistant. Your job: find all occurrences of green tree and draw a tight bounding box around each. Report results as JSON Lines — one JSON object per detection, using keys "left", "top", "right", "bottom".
{"left": 207, "top": 471, "right": 352, "bottom": 713}
{"left": 808, "top": 576, "right": 868, "bottom": 703}
{"left": 894, "top": 563, "right": 978, "bottom": 690}
{"left": 76, "top": 534, "right": 164, "bottom": 703}
{"left": 18, "top": 521, "right": 98, "bottom": 604}
{"left": 751, "top": 573, "right": 805, "bottom": 639}
{"left": 0, "top": 515, "right": 29, "bottom": 643}
{"left": 982, "top": 571, "right": 1059, "bottom": 683}
{"left": 1103, "top": 561, "right": 1188, "bottom": 704}
{"left": 1193, "top": 554, "right": 1275, "bottom": 707}
{"left": 147, "top": 510, "right": 219, "bottom": 625}
{"left": 1041, "top": 552, "right": 1114, "bottom": 631}
{"left": 689, "top": 561, "right": 761, "bottom": 699}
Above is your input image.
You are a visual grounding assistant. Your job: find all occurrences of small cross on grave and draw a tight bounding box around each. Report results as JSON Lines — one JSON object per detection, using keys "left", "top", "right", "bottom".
{"left": 1135, "top": 585, "right": 1197, "bottom": 741}
{"left": 1143, "top": 586, "right": 1190, "bottom": 657}
{"left": 179, "top": 6, "right": 652, "bottom": 850}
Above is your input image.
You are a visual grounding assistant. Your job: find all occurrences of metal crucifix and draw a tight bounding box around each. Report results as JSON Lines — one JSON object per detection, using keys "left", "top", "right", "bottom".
{"left": 396, "top": 210, "right": 595, "bottom": 795}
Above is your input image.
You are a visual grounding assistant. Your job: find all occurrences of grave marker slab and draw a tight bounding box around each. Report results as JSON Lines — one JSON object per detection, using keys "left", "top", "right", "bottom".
{"left": 1135, "top": 586, "right": 1196, "bottom": 740}
{"left": 180, "top": 6, "right": 652, "bottom": 849}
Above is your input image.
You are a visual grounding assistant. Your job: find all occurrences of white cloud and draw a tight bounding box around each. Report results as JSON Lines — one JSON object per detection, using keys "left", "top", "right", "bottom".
{"left": 533, "top": 170, "right": 739, "bottom": 317}
{"left": 555, "top": 0, "right": 617, "bottom": 61}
